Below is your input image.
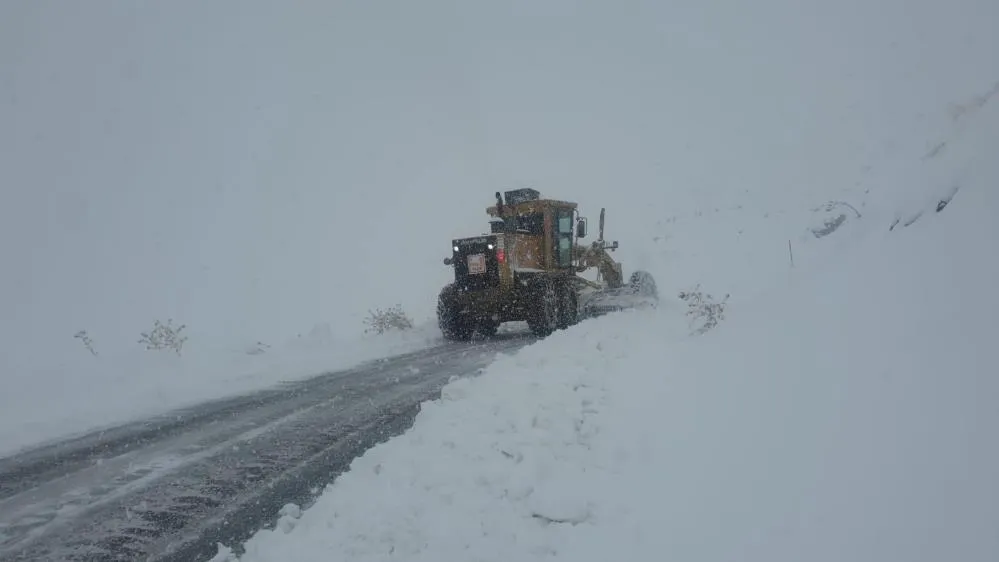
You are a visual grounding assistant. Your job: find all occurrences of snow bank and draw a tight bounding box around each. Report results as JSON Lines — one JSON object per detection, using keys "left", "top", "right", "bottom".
{"left": 220, "top": 101, "right": 999, "bottom": 561}
{"left": 0, "top": 323, "right": 441, "bottom": 458}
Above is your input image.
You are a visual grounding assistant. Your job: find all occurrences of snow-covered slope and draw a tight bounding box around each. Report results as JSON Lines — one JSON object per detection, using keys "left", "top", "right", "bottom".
{"left": 217, "top": 91, "right": 999, "bottom": 561}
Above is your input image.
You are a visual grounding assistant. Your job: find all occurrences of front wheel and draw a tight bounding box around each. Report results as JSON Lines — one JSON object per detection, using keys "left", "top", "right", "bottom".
{"left": 628, "top": 270, "right": 658, "bottom": 299}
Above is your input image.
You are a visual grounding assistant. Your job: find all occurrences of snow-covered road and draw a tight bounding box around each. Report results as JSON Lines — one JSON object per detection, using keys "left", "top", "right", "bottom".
{"left": 0, "top": 332, "right": 534, "bottom": 561}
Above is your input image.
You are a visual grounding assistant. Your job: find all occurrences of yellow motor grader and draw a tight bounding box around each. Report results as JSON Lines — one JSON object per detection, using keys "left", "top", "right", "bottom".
{"left": 437, "top": 188, "right": 658, "bottom": 340}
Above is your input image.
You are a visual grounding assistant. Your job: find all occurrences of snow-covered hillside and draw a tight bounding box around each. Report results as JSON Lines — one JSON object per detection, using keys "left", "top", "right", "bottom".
{"left": 218, "top": 87, "right": 999, "bottom": 561}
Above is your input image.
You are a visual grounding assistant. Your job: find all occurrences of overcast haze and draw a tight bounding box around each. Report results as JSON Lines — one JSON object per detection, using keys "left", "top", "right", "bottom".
{"left": 2, "top": 0, "right": 996, "bottom": 371}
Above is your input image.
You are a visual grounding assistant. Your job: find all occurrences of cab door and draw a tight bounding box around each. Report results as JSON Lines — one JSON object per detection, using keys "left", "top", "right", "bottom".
{"left": 554, "top": 207, "right": 575, "bottom": 269}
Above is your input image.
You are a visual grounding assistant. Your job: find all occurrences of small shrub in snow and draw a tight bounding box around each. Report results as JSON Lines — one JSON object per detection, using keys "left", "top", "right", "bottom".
{"left": 811, "top": 213, "right": 847, "bottom": 238}
{"left": 889, "top": 185, "right": 961, "bottom": 231}
{"left": 809, "top": 201, "right": 861, "bottom": 239}
{"left": 138, "top": 319, "right": 188, "bottom": 355}
{"left": 679, "top": 285, "right": 729, "bottom": 335}
{"left": 246, "top": 341, "right": 270, "bottom": 355}
{"left": 363, "top": 304, "right": 414, "bottom": 335}
{"left": 74, "top": 330, "right": 98, "bottom": 356}
{"left": 813, "top": 200, "right": 862, "bottom": 219}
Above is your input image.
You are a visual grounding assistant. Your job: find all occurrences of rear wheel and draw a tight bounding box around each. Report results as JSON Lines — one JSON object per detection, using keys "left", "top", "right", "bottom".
{"left": 556, "top": 281, "right": 578, "bottom": 329}
{"left": 437, "top": 284, "right": 473, "bottom": 341}
{"left": 526, "top": 276, "right": 560, "bottom": 337}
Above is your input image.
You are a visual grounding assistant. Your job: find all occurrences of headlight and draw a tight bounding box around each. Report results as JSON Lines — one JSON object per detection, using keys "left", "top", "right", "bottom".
{"left": 453, "top": 246, "right": 460, "bottom": 252}
{"left": 487, "top": 244, "right": 494, "bottom": 250}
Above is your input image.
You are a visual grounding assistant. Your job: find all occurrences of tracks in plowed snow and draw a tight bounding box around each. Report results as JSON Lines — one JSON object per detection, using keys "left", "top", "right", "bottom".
{"left": 0, "top": 333, "right": 533, "bottom": 561}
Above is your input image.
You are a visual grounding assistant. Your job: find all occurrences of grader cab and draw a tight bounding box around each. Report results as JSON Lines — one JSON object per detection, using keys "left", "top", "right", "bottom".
{"left": 437, "top": 188, "right": 658, "bottom": 340}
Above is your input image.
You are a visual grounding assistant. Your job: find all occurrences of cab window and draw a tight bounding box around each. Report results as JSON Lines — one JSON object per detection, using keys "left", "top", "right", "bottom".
{"left": 555, "top": 208, "right": 574, "bottom": 267}
{"left": 558, "top": 215, "right": 573, "bottom": 234}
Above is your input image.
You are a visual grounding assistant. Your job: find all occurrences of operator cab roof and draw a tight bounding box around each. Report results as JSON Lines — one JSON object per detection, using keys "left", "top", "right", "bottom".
{"left": 486, "top": 188, "right": 578, "bottom": 218}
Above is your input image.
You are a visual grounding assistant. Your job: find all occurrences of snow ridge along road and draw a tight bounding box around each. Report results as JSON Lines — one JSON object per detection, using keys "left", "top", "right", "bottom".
{"left": 0, "top": 332, "right": 534, "bottom": 562}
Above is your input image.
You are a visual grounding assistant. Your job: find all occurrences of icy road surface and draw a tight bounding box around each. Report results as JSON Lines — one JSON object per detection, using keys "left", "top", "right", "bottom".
{"left": 0, "top": 332, "right": 534, "bottom": 562}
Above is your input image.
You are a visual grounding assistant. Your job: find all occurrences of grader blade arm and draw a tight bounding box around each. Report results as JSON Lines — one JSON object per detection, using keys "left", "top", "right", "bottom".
{"left": 576, "top": 270, "right": 659, "bottom": 319}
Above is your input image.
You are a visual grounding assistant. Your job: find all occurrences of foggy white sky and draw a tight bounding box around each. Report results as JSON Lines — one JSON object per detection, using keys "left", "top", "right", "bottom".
{"left": 2, "top": 0, "right": 995, "bottom": 370}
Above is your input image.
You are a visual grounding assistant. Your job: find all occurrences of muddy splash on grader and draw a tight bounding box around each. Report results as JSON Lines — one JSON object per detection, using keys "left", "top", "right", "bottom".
{"left": 437, "top": 188, "right": 658, "bottom": 340}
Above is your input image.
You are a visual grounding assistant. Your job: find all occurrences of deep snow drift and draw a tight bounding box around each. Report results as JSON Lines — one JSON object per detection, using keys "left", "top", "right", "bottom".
{"left": 215, "top": 87, "right": 999, "bottom": 560}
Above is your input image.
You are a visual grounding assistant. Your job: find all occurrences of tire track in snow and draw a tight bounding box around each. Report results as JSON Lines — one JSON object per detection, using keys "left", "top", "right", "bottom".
{"left": 0, "top": 332, "right": 534, "bottom": 561}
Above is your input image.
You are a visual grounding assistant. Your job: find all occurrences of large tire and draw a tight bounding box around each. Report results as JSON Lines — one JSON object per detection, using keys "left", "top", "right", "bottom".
{"left": 628, "top": 270, "right": 658, "bottom": 299}
{"left": 556, "top": 281, "right": 578, "bottom": 330}
{"left": 526, "top": 276, "right": 560, "bottom": 338}
{"left": 437, "top": 284, "right": 473, "bottom": 341}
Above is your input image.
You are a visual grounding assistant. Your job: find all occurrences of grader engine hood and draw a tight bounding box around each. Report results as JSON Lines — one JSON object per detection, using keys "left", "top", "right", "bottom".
{"left": 449, "top": 234, "right": 503, "bottom": 292}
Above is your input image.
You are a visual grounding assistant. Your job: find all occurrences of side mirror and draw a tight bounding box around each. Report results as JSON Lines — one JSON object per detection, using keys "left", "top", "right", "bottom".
{"left": 443, "top": 257, "right": 454, "bottom": 265}
{"left": 576, "top": 217, "right": 588, "bottom": 239}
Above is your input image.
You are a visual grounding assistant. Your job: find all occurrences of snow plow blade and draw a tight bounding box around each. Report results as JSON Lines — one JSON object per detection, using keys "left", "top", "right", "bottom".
{"left": 577, "top": 270, "right": 659, "bottom": 320}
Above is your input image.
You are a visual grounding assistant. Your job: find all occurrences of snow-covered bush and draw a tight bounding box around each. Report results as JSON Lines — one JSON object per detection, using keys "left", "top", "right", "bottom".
{"left": 889, "top": 185, "right": 961, "bottom": 231}
{"left": 246, "top": 341, "right": 271, "bottom": 355}
{"left": 809, "top": 200, "right": 862, "bottom": 239}
{"left": 74, "top": 330, "right": 98, "bottom": 356}
{"left": 678, "top": 285, "right": 729, "bottom": 335}
{"left": 138, "top": 319, "right": 188, "bottom": 355}
{"left": 363, "top": 305, "right": 414, "bottom": 335}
